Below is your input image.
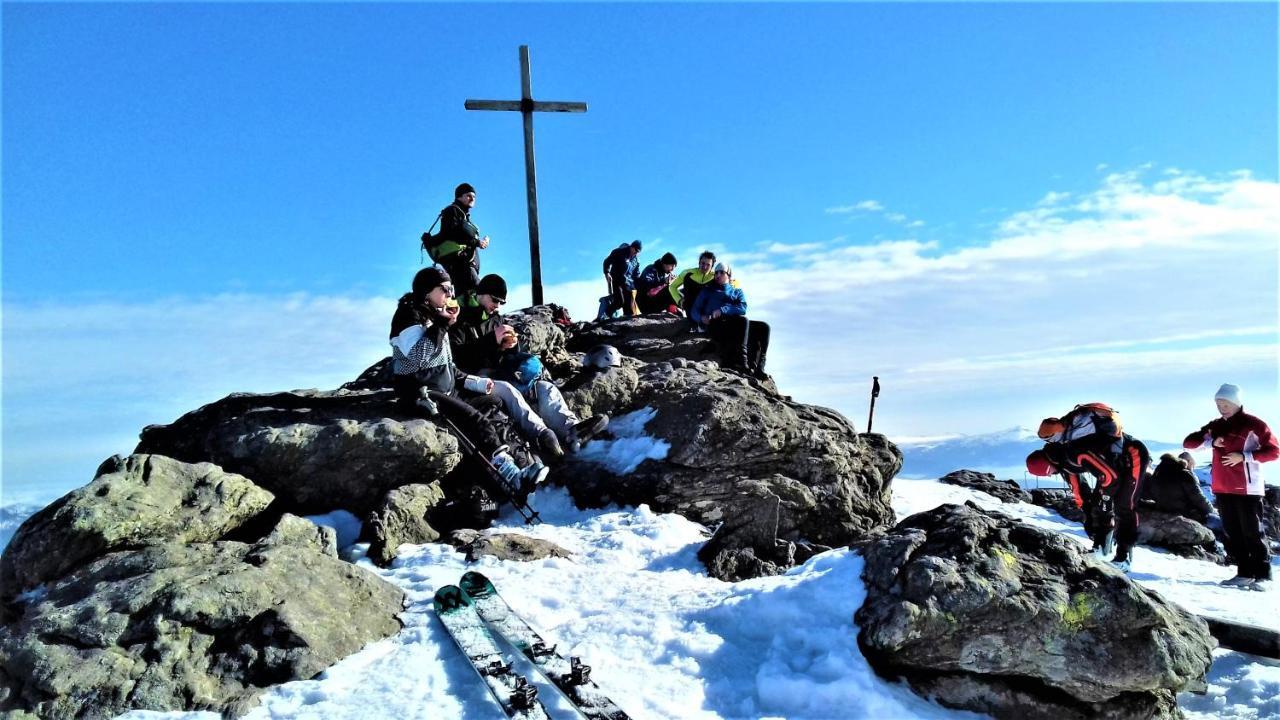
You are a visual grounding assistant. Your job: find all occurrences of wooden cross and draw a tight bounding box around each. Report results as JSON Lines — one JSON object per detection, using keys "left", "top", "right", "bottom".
{"left": 465, "top": 46, "right": 587, "bottom": 306}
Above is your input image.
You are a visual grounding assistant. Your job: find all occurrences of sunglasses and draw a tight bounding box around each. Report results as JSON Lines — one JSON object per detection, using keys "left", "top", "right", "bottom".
{"left": 437, "top": 285, "right": 456, "bottom": 297}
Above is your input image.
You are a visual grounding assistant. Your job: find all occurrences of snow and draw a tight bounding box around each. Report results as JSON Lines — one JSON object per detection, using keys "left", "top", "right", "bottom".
{"left": 1, "top": 427, "right": 1273, "bottom": 719}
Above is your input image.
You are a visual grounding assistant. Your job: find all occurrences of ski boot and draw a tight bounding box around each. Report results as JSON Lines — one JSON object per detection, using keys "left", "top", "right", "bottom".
{"left": 491, "top": 447, "right": 550, "bottom": 497}
{"left": 568, "top": 415, "right": 609, "bottom": 452}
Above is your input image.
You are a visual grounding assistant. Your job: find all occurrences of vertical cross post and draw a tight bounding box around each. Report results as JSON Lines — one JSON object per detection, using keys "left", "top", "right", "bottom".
{"left": 465, "top": 46, "right": 587, "bottom": 306}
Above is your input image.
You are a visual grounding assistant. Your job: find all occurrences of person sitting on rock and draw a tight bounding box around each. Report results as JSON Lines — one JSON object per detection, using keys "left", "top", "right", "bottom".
{"left": 670, "top": 250, "right": 719, "bottom": 318}
{"left": 635, "top": 252, "right": 680, "bottom": 315}
{"left": 690, "top": 262, "right": 771, "bottom": 380}
{"left": 598, "top": 240, "right": 642, "bottom": 320}
{"left": 1026, "top": 433, "right": 1149, "bottom": 571}
{"left": 1141, "top": 453, "right": 1214, "bottom": 525}
{"left": 450, "top": 273, "right": 518, "bottom": 374}
{"left": 492, "top": 351, "right": 610, "bottom": 458}
{"left": 389, "top": 266, "right": 547, "bottom": 494}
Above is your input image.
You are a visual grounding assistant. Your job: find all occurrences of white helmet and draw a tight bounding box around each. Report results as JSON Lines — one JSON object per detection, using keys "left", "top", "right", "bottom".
{"left": 584, "top": 344, "right": 622, "bottom": 369}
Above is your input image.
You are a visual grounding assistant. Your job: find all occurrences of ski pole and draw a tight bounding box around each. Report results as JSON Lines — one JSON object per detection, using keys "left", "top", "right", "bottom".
{"left": 866, "top": 376, "right": 880, "bottom": 433}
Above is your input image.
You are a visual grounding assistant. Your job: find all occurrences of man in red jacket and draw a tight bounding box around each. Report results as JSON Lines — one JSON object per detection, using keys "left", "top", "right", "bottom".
{"left": 1184, "top": 383, "right": 1278, "bottom": 590}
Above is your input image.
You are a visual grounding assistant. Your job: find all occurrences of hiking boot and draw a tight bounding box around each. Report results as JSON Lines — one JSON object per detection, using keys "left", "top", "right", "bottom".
{"left": 571, "top": 415, "right": 609, "bottom": 447}
{"left": 1219, "top": 575, "right": 1252, "bottom": 588}
{"left": 537, "top": 428, "right": 565, "bottom": 464}
{"left": 1110, "top": 558, "right": 1132, "bottom": 572}
{"left": 1247, "top": 579, "right": 1272, "bottom": 592}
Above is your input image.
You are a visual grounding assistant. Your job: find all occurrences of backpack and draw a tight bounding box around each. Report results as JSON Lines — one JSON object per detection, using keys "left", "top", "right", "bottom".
{"left": 497, "top": 352, "right": 544, "bottom": 395}
{"left": 1039, "top": 403, "right": 1123, "bottom": 443}
{"left": 420, "top": 211, "right": 445, "bottom": 263}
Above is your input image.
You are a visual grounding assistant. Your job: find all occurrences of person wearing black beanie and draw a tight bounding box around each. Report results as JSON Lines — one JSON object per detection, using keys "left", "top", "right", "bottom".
{"left": 636, "top": 252, "right": 680, "bottom": 314}
{"left": 428, "top": 182, "right": 489, "bottom": 295}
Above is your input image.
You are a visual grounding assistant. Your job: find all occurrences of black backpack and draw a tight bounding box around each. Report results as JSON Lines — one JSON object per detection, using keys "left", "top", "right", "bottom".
{"left": 420, "top": 211, "right": 445, "bottom": 263}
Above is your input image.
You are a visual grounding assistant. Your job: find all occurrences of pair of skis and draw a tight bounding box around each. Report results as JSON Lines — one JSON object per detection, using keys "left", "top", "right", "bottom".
{"left": 433, "top": 572, "right": 631, "bottom": 720}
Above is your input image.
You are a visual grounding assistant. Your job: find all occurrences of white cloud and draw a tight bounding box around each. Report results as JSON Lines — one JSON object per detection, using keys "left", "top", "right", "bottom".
{"left": 825, "top": 200, "right": 884, "bottom": 214}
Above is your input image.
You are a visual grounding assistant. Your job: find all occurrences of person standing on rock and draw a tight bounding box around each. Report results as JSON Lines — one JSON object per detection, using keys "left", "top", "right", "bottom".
{"left": 429, "top": 183, "right": 489, "bottom": 296}
{"left": 599, "top": 240, "right": 642, "bottom": 319}
{"left": 690, "top": 262, "right": 771, "bottom": 381}
{"left": 389, "top": 267, "right": 547, "bottom": 495}
{"left": 635, "top": 252, "right": 680, "bottom": 315}
{"left": 1183, "top": 383, "right": 1278, "bottom": 590}
{"left": 1026, "top": 433, "right": 1149, "bottom": 571}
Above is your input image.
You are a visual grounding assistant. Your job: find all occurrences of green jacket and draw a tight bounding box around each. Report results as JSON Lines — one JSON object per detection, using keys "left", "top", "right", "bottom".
{"left": 669, "top": 267, "right": 716, "bottom": 304}
{"left": 434, "top": 202, "right": 481, "bottom": 260}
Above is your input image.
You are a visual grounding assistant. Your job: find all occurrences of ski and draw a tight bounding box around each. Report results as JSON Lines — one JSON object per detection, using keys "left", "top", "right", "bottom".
{"left": 433, "top": 585, "right": 550, "bottom": 720}
{"left": 460, "top": 571, "right": 633, "bottom": 720}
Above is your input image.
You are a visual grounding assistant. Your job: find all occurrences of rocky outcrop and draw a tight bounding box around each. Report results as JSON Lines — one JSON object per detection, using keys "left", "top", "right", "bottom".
{"left": 558, "top": 354, "right": 898, "bottom": 580}
{"left": 1264, "top": 485, "right": 1280, "bottom": 545}
{"left": 857, "top": 502, "right": 1214, "bottom": 720}
{"left": 0, "top": 532, "right": 403, "bottom": 719}
{"left": 940, "top": 469, "right": 1031, "bottom": 504}
{"left": 366, "top": 483, "right": 447, "bottom": 566}
{"left": 0, "top": 455, "right": 273, "bottom": 597}
{"left": 1134, "top": 509, "right": 1223, "bottom": 562}
{"left": 1028, "top": 489, "right": 1084, "bottom": 523}
{"left": 447, "top": 530, "right": 572, "bottom": 563}
{"left": 566, "top": 314, "right": 720, "bottom": 365}
{"left": 135, "top": 389, "right": 460, "bottom": 516}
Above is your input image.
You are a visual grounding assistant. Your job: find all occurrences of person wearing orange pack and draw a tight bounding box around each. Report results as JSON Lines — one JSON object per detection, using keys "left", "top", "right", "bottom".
{"left": 1027, "top": 432, "right": 1150, "bottom": 571}
{"left": 1184, "top": 383, "right": 1278, "bottom": 591}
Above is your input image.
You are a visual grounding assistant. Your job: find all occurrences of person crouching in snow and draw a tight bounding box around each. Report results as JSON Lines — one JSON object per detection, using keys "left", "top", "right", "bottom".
{"left": 1184, "top": 383, "right": 1278, "bottom": 591}
{"left": 389, "top": 267, "right": 547, "bottom": 495}
{"left": 1026, "top": 432, "right": 1149, "bottom": 571}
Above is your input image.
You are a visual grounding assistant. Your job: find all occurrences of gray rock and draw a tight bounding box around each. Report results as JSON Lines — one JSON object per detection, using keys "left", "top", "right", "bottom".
{"left": 559, "top": 359, "right": 897, "bottom": 581}
{"left": 1134, "top": 509, "right": 1222, "bottom": 562}
{"left": 1029, "top": 488, "right": 1085, "bottom": 523}
{"left": 0, "top": 540, "right": 403, "bottom": 719}
{"left": 1264, "top": 485, "right": 1280, "bottom": 545}
{"left": 366, "top": 483, "right": 447, "bottom": 567}
{"left": 566, "top": 314, "right": 720, "bottom": 365}
{"left": 253, "top": 513, "right": 337, "bottom": 557}
{"left": 135, "top": 389, "right": 460, "bottom": 516}
{"left": 0, "top": 455, "right": 273, "bottom": 597}
{"left": 559, "top": 364, "right": 642, "bottom": 419}
{"left": 856, "top": 502, "right": 1214, "bottom": 719}
{"left": 447, "top": 530, "right": 572, "bottom": 563}
{"left": 940, "top": 469, "right": 1031, "bottom": 504}
{"left": 502, "top": 305, "right": 575, "bottom": 375}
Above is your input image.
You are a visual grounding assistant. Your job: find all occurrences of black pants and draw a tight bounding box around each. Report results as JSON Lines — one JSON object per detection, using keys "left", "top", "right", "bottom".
{"left": 395, "top": 376, "right": 502, "bottom": 455}
{"left": 1076, "top": 472, "right": 1142, "bottom": 560}
{"left": 439, "top": 252, "right": 480, "bottom": 297}
{"left": 605, "top": 277, "right": 635, "bottom": 318}
{"left": 1216, "top": 493, "right": 1271, "bottom": 579}
{"left": 708, "top": 315, "right": 770, "bottom": 372}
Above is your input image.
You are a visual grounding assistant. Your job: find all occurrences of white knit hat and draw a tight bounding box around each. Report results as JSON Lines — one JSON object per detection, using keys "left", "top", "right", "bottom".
{"left": 713, "top": 262, "right": 732, "bottom": 276}
{"left": 1214, "top": 383, "right": 1242, "bottom": 407}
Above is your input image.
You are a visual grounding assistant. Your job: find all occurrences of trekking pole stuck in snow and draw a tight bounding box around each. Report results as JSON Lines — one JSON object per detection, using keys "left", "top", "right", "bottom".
{"left": 867, "top": 376, "right": 880, "bottom": 433}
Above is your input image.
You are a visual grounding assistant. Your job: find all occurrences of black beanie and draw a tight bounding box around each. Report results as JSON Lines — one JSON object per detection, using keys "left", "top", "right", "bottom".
{"left": 630, "top": 239, "right": 643, "bottom": 251}
{"left": 477, "top": 274, "right": 508, "bottom": 301}
{"left": 455, "top": 182, "right": 475, "bottom": 198}
{"left": 659, "top": 252, "right": 677, "bottom": 266}
{"left": 412, "top": 267, "right": 451, "bottom": 297}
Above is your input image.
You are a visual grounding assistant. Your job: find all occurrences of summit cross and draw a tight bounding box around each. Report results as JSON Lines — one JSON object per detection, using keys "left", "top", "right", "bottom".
{"left": 465, "top": 45, "right": 587, "bottom": 306}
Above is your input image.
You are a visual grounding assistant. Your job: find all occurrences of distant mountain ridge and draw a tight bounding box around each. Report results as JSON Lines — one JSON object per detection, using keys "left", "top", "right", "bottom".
{"left": 893, "top": 426, "right": 1185, "bottom": 481}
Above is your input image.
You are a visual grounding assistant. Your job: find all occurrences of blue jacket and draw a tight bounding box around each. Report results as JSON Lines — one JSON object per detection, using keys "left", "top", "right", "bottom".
{"left": 603, "top": 245, "right": 641, "bottom": 290}
{"left": 691, "top": 283, "right": 747, "bottom": 326}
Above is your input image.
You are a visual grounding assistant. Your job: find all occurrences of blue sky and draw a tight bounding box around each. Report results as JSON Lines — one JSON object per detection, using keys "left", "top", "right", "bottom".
{"left": 4, "top": 2, "right": 1278, "bottom": 504}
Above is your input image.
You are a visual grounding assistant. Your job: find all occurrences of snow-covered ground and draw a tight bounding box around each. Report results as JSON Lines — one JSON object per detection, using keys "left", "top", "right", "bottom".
{"left": 108, "top": 475, "right": 1278, "bottom": 720}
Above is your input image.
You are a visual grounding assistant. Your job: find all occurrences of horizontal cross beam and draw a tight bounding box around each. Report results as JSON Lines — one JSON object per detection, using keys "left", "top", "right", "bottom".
{"left": 464, "top": 99, "right": 588, "bottom": 113}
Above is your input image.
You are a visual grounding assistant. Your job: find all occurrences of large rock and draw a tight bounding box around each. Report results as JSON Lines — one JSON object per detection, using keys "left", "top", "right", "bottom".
{"left": 366, "top": 482, "right": 448, "bottom": 567}
{"left": 1134, "top": 509, "right": 1223, "bottom": 562}
{"left": 1028, "top": 488, "right": 1084, "bottom": 523}
{"left": 135, "top": 389, "right": 459, "bottom": 516}
{"left": 566, "top": 314, "right": 720, "bottom": 365}
{"left": 940, "top": 470, "right": 1031, "bottom": 504}
{"left": 0, "top": 537, "right": 404, "bottom": 719}
{"left": 447, "top": 530, "right": 572, "bottom": 563}
{"left": 559, "top": 357, "right": 898, "bottom": 580}
{"left": 857, "top": 502, "right": 1214, "bottom": 720}
{"left": 1264, "top": 485, "right": 1280, "bottom": 545}
{"left": 0, "top": 454, "right": 273, "bottom": 597}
